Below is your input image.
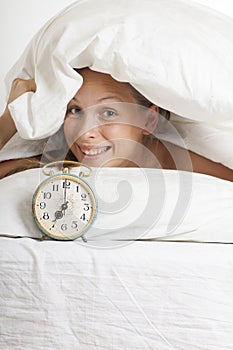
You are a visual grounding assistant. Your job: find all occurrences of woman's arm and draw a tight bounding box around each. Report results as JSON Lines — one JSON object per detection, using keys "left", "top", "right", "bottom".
{"left": 0, "top": 156, "right": 41, "bottom": 179}
{"left": 0, "top": 78, "right": 36, "bottom": 150}
{"left": 0, "top": 109, "right": 16, "bottom": 150}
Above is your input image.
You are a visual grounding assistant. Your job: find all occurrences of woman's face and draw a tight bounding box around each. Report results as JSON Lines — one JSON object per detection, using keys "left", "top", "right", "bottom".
{"left": 64, "top": 69, "right": 155, "bottom": 167}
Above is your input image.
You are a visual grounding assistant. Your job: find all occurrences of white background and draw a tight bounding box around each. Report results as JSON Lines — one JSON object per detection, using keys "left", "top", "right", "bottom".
{"left": 0, "top": 0, "right": 75, "bottom": 113}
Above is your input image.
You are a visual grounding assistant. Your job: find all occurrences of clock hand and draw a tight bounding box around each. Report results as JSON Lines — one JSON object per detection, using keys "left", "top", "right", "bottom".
{"left": 55, "top": 209, "right": 63, "bottom": 218}
{"left": 51, "top": 200, "right": 68, "bottom": 226}
{"left": 50, "top": 209, "right": 63, "bottom": 229}
{"left": 52, "top": 209, "right": 63, "bottom": 223}
{"left": 63, "top": 185, "right": 68, "bottom": 216}
{"left": 61, "top": 201, "right": 68, "bottom": 211}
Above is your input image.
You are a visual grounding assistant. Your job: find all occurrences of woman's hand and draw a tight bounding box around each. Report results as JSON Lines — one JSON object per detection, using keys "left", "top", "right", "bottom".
{"left": 0, "top": 78, "right": 36, "bottom": 150}
{"left": 6, "top": 78, "right": 36, "bottom": 106}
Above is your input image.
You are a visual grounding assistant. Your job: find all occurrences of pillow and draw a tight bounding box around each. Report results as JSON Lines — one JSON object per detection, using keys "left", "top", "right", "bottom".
{"left": 3, "top": 0, "right": 233, "bottom": 169}
{"left": 0, "top": 167, "right": 233, "bottom": 246}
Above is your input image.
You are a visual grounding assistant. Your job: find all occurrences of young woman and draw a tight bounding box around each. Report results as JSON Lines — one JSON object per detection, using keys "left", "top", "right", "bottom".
{"left": 0, "top": 68, "right": 233, "bottom": 181}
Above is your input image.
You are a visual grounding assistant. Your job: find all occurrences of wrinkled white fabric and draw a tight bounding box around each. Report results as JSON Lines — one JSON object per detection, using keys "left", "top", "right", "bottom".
{"left": 1, "top": 237, "right": 233, "bottom": 350}
{"left": 2, "top": 0, "right": 233, "bottom": 168}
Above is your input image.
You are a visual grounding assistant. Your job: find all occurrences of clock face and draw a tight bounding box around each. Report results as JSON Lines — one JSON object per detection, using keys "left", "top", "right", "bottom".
{"left": 32, "top": 174, "right": 97, "bottom": 240}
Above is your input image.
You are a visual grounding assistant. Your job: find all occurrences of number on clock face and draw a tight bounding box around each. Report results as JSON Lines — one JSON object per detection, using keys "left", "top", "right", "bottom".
{"left": 32, "top": 174, "right": 97, "bottom": 240}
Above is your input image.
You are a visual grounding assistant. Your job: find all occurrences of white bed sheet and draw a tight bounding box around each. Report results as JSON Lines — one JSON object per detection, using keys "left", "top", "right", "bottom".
{"left": 1, "top": 237, "right": 233, "bottom": 350}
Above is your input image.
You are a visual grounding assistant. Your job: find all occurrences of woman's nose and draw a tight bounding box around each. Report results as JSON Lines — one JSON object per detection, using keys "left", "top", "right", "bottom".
{"left": 77, "top": 111, "right": 102, "bottom": 139}
{"left": 80, "top": 125, "right": 101, "bottom": 140}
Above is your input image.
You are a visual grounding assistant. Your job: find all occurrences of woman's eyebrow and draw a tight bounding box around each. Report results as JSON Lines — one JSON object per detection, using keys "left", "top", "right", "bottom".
{"left": 97, "top": 96, "right": 123, "bottom": 102}
{"left": 72, "top": 97, "right": 80, "bottom": 103}
{"left": 72, "top": 95, "right": 123, "bottom": 103}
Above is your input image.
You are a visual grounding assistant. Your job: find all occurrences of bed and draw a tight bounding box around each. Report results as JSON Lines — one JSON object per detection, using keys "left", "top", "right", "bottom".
{"left": 1, "top": 1, "right": 233, "bottom": 349}
{"left": 0, "top": 166, "right": 233, "bottom": 349}
{"left": 1, "top": 237, "right": 233, "bottom": 350}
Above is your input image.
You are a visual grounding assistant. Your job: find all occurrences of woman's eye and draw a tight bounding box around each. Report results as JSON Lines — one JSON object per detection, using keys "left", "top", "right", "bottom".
{"left": 69, "top": 107, "right": 82, "bottom": 115}
{"left": 100, "top": 109, "right": 118, "bottom": 120}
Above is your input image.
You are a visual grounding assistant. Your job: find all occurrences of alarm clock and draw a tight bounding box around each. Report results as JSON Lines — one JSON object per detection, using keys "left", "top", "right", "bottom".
{"left": 32, "top": 161, "right": 97, "bottom": 241}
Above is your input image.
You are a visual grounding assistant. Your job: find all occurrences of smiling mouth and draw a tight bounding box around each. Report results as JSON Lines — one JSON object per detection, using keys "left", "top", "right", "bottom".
{"left": 80, "top": 146, "right": 111, "bottom": 157}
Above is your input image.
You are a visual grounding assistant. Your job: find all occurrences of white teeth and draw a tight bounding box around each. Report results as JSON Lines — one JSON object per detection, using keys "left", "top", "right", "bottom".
{"left": 82, "top": 147, "right": 109, "bottom": 156}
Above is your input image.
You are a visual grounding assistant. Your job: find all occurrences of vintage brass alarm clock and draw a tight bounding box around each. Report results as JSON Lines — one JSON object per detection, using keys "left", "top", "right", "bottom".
{"left": 32, "top": 161, "right": 97, "bottom": 241}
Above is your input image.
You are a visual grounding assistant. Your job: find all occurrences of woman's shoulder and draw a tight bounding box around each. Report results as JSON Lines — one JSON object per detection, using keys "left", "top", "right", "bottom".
{"left": 144, "top": 136, "right": 233, "bottom": 181}
{"left": 143, "top": 136, "right": 182, "bottom": 169}
{"left": 188, "top": 150, "right": 233, "bottom": 182}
